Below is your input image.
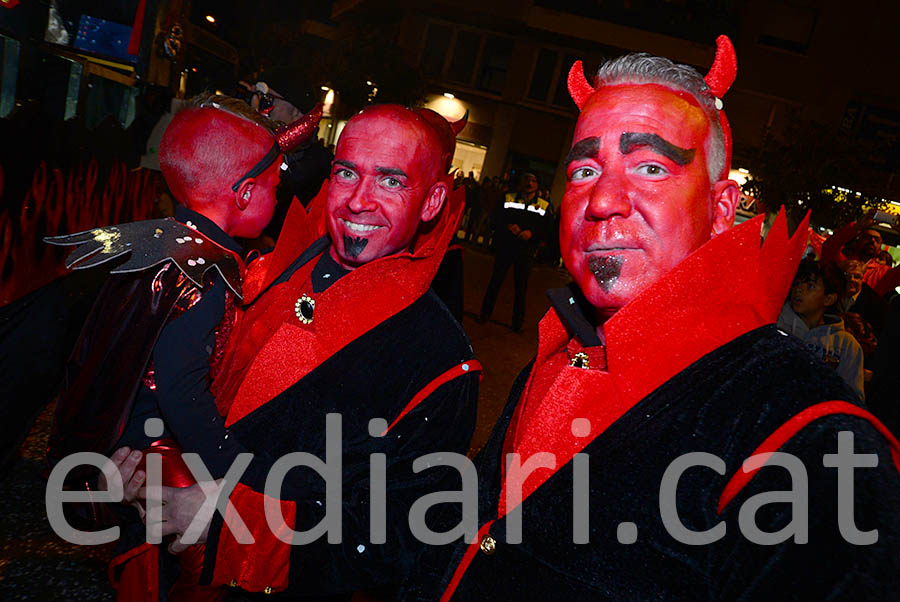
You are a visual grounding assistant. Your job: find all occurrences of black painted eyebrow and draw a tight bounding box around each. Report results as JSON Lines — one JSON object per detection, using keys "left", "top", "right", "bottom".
{"left": 619, "top": 132, "right": 695, "bottom": 166}
{"left": 565, "top": 137, "right": 602, "bottom": 167}
{"left": 334, "top": 159, "right": 357, "bottom": 170}
{"left": 376, "top": 167, "right": 408, "bottom": 178}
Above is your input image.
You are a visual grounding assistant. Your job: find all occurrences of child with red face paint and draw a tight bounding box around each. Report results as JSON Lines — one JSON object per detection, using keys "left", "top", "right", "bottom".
{"left": 108, "top": 104, "right": 481, "bottom": 600}
{"left": 47, "top": 94, "right": 321, "bottom": 602}
{"left": 404, "top": 37, "right": 900, "bottom": 602}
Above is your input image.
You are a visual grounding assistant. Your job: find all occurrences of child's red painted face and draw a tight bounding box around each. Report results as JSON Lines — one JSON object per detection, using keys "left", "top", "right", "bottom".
{"left": 560, "top": 84, "right": 728, "bottom": 317}
{"left": 325, "top": 108, "right": 445, "bottom": 269}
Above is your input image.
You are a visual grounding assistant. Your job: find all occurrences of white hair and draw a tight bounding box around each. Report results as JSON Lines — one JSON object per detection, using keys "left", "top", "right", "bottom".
{"left": 595, "top": 53, "right": 726, "bottom": 183}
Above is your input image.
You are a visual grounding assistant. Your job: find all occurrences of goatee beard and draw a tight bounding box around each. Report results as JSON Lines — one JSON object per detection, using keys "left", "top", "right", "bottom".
{"left": 343, "top": 234, "right": 369, "bottom": 259}
{"left": 588, "top": 255, "right": 623, "bottom": 292}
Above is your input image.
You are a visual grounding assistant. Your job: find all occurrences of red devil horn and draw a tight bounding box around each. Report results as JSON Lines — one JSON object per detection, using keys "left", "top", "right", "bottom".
{"left": 704, "top": 35, "right": 737, "bottom": 100}
{"left": 275, "top": 103, "right": 323, "bottom": 153}
{"left": 567, "top": 60, "right": 595, "bottom": 110}
{"left": 450, "top": 110, "right": 468, "bottom": 136}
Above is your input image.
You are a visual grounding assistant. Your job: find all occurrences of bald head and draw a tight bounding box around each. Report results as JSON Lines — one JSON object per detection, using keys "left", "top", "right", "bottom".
{"left": 160, "top": 96, "right": 275, "bottom": 210}
{"left": 339, "top": 105, "right": 447, "bottom": 183}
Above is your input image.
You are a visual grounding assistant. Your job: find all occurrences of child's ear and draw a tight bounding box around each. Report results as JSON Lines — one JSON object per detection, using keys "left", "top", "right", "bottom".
{"left": 824, "top": 292, "right": 838, "bottom": 308}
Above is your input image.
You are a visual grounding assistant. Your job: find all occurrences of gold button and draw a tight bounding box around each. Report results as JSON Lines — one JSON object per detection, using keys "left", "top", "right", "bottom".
{"left": 479, "top": 534, "right": 496, "bottom": 555}
{"left": 229, "top": 580, "right": 238, "bottom": 587}
{"left": 570, "top": 351, "right": 589, "bottom": 369}
{"left": 264, "top": 586, "right": 273, "bottom": 594}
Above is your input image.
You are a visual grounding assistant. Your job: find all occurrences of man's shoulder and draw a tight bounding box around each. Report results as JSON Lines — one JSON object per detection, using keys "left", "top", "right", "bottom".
{"left": 397, "top": 290, "right": 473, "bottom": 353}
{"left": 674, "top": 325, "right": 864, "bottom": 447}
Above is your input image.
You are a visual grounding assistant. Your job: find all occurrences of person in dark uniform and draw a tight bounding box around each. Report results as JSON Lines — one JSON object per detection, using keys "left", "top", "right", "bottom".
{"left": 478, "top": 172, "right": 552, "bottom": 332}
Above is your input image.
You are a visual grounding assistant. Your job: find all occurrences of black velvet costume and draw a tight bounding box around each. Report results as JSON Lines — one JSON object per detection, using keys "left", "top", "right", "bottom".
{"left": 201, "top": 274, "right": 479, "bottom": 600}
{"left": 404, "top": 326, "right": 900, "bottom": 601}
{"left": 189, "top": 181, "right": 479, "bottom": 599}
{"left": 403, "top": 216, "right": 900, "bottom": 601}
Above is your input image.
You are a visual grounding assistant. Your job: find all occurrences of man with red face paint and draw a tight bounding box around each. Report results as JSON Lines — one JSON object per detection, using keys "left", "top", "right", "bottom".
{"left": 112, "top": 104, "right": 479, "bottom": 600}
{"left": 46, "top": 94, "right": 321, "bottom": 602}
{"left": 403, "top": 37, "right": 900, "bottom": 601}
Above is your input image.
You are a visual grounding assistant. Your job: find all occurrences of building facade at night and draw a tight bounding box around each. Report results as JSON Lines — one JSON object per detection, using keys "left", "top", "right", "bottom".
{"left": 330, "top": 0, "right": 900, "bottom": 209}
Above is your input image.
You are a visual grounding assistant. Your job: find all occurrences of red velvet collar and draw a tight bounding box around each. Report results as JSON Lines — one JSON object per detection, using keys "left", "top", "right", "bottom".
{"left": 222, "top": 177, "right": 465, "bottom": 426}
{"left": 537, "top": 210, "right": 807, "bottom": 404}
{"left": 498, "top": 210, "right": 809, "bottom": 514}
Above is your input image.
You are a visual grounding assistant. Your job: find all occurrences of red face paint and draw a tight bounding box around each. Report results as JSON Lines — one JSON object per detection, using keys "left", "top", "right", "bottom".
{"left": 231, "top": 159, "right": 281, "bottom": 239}
{"left": 560, "top": 84, "right": 715, "bottom": 319}
{"left": 161, "top": 106, "right": 279, "bottom": 239}
{"left": 326, "top": 107, "right": 443, "bottom": 269}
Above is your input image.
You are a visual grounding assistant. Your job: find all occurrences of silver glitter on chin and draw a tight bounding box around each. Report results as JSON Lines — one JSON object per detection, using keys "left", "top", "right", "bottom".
{"left": 588, "top": 255, "right": 624, "bottom": 292}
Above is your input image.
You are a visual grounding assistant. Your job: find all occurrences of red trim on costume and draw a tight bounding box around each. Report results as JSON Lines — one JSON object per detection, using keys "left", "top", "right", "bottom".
{"left": 109, "top": 542, "right": 159, "bottom": 602}
{"left": 383, "top": 360, "right": 482, "bottom": 435}
{"left": 167, "top": 544, "right": 226, "bottom": 602}
{"left": 127, "top": 0, "right": 146, "bottom": 55}
{"left": 717, "top": 401, "right": 900, "bottom": 514}
{"left": 440, "top": 521, "right": 495, "bottom": 602}
{"left": 210, "top": 483, "right": 294, "bottom": 593}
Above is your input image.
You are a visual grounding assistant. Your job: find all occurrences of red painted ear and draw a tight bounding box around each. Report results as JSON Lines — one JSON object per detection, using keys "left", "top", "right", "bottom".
{"left": 275, "top": 103, "right": 323, "bottom": 153}
{"left": 450, "top": 110, "right": 468, "bottom": 136}
{"left": 704, "top": 35, "right": 737, "bottom": 100}
{"left": 567, "top": 60, "right": 595, "bottom": 110}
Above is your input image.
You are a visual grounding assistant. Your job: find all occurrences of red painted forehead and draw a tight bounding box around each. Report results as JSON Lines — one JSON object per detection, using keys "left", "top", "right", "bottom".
{"left": 337, "top": 108, "right": 443, "bottom": 180}
{"left": 170, "top": 106, "right": 271, "bottom": 143}
{"left": 343, "top": 105, "right": 440, "bottom": 144}
{"left": 574, "top": 83, "right": 711, "bottom": 160}
{"left": 160, "top": 107, "right": 273, "bottom": 195}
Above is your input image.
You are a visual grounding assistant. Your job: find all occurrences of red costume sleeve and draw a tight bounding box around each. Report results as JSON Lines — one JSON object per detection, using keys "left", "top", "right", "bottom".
{"left": 873, "top": 264, "right": 900, "bottom": 297}
{"left": 820, "top": 221, "right": 857, "bottom": 263}
{"left": 208, "top": 483, "right": 295, "bottom": 593}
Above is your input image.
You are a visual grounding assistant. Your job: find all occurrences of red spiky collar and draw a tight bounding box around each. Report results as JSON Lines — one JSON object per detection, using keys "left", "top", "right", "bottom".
{"left": 222, "top": 176, "right": 464, "bottom": 426}
{"left": 499, "top": 209, "right": 809, "bottom": 514}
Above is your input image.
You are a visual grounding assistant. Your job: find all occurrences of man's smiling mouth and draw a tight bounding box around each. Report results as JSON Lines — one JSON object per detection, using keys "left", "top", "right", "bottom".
{"left": 340, "top": 218, "right": 384, "bottom": 233}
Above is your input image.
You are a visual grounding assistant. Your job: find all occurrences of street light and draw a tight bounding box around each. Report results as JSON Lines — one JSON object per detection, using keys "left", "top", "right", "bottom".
{"left": 205, "top": 15, "right": 216, "bottom": 24}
